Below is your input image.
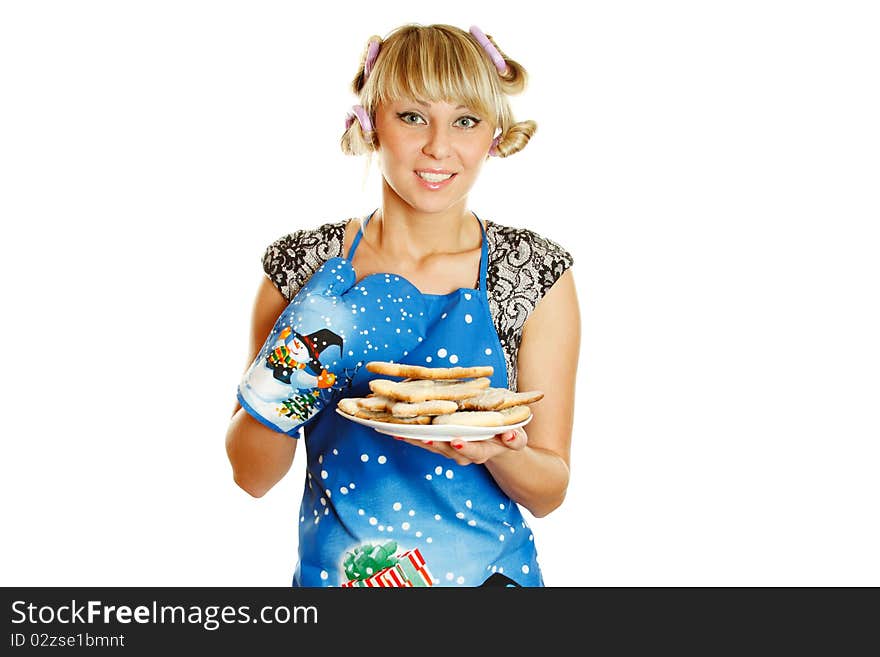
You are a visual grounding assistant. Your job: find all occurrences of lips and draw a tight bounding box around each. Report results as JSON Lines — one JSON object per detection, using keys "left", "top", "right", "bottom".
{"left": 414, "top": 171, "right": 457, "bottom": 190}
{"left": 415, "top": 171, "right": 456, "bottom": 180}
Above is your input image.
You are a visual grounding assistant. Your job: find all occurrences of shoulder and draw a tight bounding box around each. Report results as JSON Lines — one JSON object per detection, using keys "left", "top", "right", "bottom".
{"left": 484, "top": 219, "right": 574, "bottom": 293}
{"left": 262, "top": 220, "right": 348, "bottom": 271}
{"left": 261, "top": 219, "right": 349, "bottom": 301}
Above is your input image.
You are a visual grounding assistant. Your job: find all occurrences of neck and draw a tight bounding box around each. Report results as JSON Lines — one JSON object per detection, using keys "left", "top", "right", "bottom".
{"left": 367, "top": 186, "right": 481, "bottom": 263}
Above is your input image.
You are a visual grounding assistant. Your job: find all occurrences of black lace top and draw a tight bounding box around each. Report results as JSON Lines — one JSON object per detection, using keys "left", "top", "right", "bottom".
{"left": 261, "top": 218, "right": 574, "bottom": 390}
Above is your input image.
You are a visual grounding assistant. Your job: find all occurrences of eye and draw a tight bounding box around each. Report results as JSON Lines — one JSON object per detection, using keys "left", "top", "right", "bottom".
{"left": 398, "top": 112, "right": 425, "bottom": 125}
{"left": 456, "top": 116, "right": 481, "bottom": 129}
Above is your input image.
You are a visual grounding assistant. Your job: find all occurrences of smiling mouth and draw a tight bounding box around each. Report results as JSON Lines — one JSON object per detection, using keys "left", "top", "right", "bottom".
{"left": 415, "top": 171, "right": 456, "bottom": 183}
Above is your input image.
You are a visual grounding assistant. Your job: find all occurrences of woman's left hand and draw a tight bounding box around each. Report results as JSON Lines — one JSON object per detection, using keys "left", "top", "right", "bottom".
{"left": 394, "top": 427, "right": 527, "bottom": 466}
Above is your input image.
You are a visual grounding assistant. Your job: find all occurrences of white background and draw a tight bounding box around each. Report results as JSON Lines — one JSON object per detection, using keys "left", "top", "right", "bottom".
{"left": 1, "top": 1, "right": 877, "bottom": 586}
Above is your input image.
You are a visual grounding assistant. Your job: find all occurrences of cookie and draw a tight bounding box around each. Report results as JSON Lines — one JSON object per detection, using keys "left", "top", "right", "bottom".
{"left": 341, "top": 394, "right": 459, "bottom": 418}
{"left": 457, "top": 388, "right": 544, "bottom": 411}
{"left": 357, "top": 395, "right": 393, "bottom": 412}
{"left": 498, "top": 405, "right": 532, "bottom": 424}
{"left": 337, "top": 398, "right": 364, "bottom": 416}
{"left": 431, "top": 405, "right": 531, "bottom": 427}
{"left": 337, "top": 399, "right": 432, "bottom": 424}
{"left": 366, "top": 361, "right": 494, "bottom": 380}
{"left": 371, "top": 413, "right": 433, "bottom": 425}
{"left": 369, "top": 377, "right": 491, "bottom": 403}
{"left": 431, "top": 411, "right": 504, "bottom": 426}
{"left": 389, "top": 399, "right": 459, "bottom": 418}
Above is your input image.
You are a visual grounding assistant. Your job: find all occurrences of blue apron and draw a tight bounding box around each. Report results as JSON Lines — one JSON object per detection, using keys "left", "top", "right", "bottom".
{"left": 292, "top": 209, "right": 544, "bottom": 587}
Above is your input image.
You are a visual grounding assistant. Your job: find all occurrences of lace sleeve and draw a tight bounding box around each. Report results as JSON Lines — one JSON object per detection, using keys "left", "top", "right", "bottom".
{"left": 485, "top": 222, "right": 574, "bottom": 390}
{"left": 536, "top": 234, "right": 574, "bottom": 298}
{"left": 261, "top": 221, "right": 348, "bottom": 301}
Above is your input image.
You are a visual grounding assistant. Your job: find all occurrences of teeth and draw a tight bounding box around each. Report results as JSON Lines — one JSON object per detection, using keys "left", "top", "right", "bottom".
{"left": 417, "top": 172, "right": 453, "bottom": 183}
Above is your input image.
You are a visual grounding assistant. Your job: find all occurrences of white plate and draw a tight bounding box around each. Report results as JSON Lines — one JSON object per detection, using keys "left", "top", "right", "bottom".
{"left": 335, "top": 408, "right": 532, "bottom": 441}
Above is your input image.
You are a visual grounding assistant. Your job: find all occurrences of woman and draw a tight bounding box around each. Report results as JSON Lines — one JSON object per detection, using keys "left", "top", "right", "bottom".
{"left": 226, "top": 23, "right": 580, "bottom": 587}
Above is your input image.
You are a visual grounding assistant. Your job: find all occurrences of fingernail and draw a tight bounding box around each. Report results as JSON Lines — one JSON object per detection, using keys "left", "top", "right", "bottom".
{"left": 393, "top": 436, "right": 403, "bottom": 440}
{"left": 452, "top": 442, "right": 463, "bottom": 449}
{"left": 505, "top": 432, "right": 516, "bottom": 442}
{"left": 425, "top": 440, "right": 433, "bottom": 445}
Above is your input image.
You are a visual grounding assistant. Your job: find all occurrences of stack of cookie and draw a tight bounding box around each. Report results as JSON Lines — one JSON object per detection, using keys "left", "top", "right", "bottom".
{"left": 336, "top": 361, "right": 544, "bottom": 427}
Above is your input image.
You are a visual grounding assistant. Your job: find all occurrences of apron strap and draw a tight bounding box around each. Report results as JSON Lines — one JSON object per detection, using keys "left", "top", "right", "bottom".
{"left": 473, "top": 211, "right": 489, "bottom": 292}
{"left": 346, "top": 208, "right": 378, "bottom": 260}
{"left": 348, "top": 208, "right": 489, "bottom": 293}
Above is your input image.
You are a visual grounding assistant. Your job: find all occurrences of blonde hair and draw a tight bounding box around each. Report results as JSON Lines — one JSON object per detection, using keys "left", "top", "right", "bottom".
{"left": 341, "top": 23, "right": 536, "bottom": 159}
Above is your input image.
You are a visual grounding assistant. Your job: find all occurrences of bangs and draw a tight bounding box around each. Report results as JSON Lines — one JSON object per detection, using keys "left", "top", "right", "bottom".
{"left": 370, "top": 26, "right": 501, "bottom": 124}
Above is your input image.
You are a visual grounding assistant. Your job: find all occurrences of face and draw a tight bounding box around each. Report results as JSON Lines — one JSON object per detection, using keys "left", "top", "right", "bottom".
{"left": 373, "top": 98, "right": 496, "bottom": 212}
{"left": 288, "top": 337, "right": 310, "bottom": 361}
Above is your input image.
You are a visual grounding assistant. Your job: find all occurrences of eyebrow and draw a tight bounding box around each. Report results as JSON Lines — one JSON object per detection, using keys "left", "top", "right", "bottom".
{"left": 414, "top": 100, "right": 470, "bottom": 110}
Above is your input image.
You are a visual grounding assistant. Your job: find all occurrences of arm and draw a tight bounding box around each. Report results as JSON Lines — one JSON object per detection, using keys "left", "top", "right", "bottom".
{"left": 483, "top": 268, "right": 580, "bottom": 516}
{"left": 225, "top": 276, "right": 298, "bottom": 498}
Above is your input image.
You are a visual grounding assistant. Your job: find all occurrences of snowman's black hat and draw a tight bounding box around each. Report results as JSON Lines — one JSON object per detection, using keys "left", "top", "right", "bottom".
{"left": 296, "top": 328, "right": 343, "bottom": 371}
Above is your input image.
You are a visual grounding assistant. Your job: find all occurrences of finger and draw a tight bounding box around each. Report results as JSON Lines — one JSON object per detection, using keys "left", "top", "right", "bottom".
{"left": 394, "top": 436, "right": 473, "bottom": 465}
{"left": 448, "top": 438, "right": 483, "bottom": 465}
{"left": 420, "top": 439, "right": 450, "bottom": 457}
{"left": 396, "top": 437, "right": 455, "bottom": 461}
{"left": 411, "top": 438, "right": 467, "bottom": 465}
{"left": 494, "top": 427, "right": 528, "bottom": 450}
{"left": 500, "top": 427, "right": 528, "bottom": 450}
{"left": 393, "top": 436, "right": 439, "bottom": 453}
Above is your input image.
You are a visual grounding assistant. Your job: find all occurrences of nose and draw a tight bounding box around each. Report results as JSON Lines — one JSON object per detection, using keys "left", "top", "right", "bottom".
{"left": 421, "top": 124, "right": 453, "bottom": 159}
